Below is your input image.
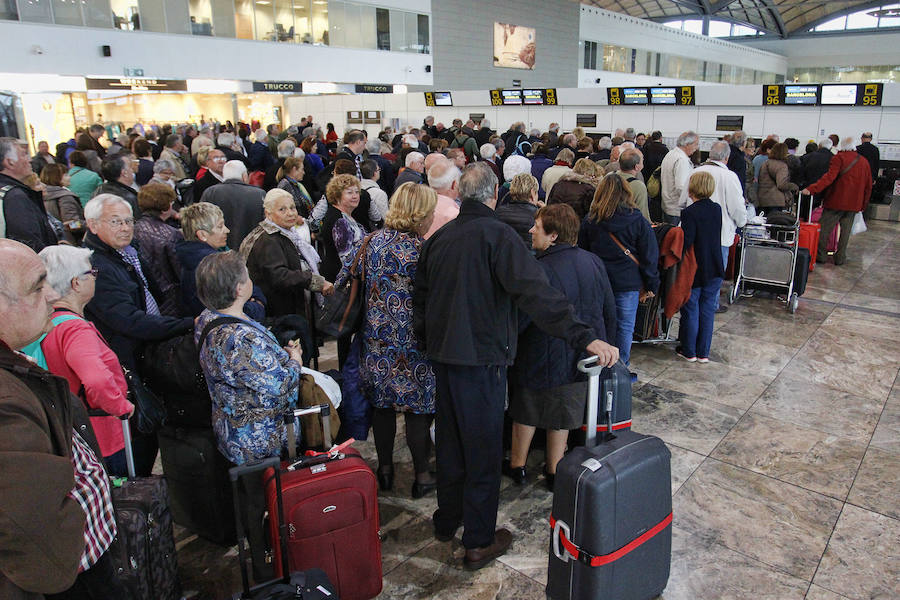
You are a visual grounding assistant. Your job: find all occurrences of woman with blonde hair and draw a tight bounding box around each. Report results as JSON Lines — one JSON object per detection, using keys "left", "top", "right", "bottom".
{"left": 579, "top": 173, "right": 659, "bottom": 373}
{"left": 676, "top": 171, "right": 724, "bottom": 362}
{"left": 496, "top": 172, "right": 541, "bottom": 247}
{"left": 276, "top": 156, "right": 314, "bottom": 222}
{"left": 546, "top": 157, "right": 600, "bottom": 219}
{"left": 335, "top": 182, "right": 438, "bottom": 496}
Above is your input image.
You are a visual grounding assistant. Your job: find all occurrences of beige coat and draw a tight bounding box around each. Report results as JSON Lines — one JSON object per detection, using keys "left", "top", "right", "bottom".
{"left": 756, "top": 159, "right": 798, "bottom": 209}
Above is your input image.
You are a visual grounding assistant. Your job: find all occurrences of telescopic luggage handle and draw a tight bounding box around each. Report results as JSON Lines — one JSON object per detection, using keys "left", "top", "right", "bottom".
{"left": 577, "top": 357, "right": 627, "bottom": 447}
{"left": 88, "top": 409, "right": 137, "bottom": 479}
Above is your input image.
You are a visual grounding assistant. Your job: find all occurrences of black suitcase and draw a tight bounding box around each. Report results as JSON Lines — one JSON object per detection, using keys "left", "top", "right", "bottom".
{"left": 632, "top": 294, "right": 659, "bottom": 342}
{"left": 569, "top": 360, "right": 632, "bottom": 448}
{"left": 108, "top": 417, "right": 182, "bottom": 600}
{"left": 229, "top": 457, "right": 338, "bottom": 600}
{"left": 157, "top": 424, "right": 236, "bottom": 545}
{"left": 548, "top": 357, "right": 672, "bottom": 600}
{"left": 793, "top": 247, "right": 810, "bottom": 296}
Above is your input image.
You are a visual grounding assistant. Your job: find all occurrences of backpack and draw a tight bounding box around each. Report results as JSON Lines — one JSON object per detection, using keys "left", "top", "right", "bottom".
{"left": 646, "top": 167, "right": 662, "bottom": 199}
{"left": 515, "top": 137, "right": 532, "bottom": 157}
{"left": 0, "top": 184, "right": 12, "bottom": 239}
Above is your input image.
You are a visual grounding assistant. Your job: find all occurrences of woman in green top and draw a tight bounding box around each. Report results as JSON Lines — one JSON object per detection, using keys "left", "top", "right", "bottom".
{"left": 66, "top": 150, "right": 103, "bottom": 207}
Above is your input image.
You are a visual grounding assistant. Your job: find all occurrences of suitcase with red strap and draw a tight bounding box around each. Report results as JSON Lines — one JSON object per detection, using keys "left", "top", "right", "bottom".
{"left": 548, "top": 357, "right": 672, "bottom": 600}
{"left": 264, "top": 404, "right": 382, "bottom": 600}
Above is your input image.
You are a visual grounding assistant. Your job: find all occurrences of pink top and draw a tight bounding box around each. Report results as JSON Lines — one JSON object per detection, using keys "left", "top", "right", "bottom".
{"left": 41, "top": 309, "right": 133, "bottom": 457}
{"left": 424, "top": 194, "right": 460, "bottom": 239}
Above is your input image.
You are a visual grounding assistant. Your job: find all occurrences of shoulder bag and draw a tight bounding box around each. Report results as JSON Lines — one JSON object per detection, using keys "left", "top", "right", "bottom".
{"left": 316, "top": 233, "right": 376, "bottom": 338}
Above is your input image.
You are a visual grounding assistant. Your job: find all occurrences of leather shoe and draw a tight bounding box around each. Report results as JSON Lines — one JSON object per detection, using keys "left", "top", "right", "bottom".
{"left": 502, "top": 460, "right": 527, "bottom": 485}
{"left": 715, "top": 305, "right": 728, "bottom": 314}
{"left": 376, "top": 465, "right": 394, "bottom": 492}
{"left": 543, "top": 468, "right": 555, "bottom": 492}
{"left": 463, "top": 528, "right": 513, "bottom": 570}
{"left": 412, "top": 479, "right": 437, "bottom": 499}
{"left": 433, "top": 522, "right": 459, "bottom": 542}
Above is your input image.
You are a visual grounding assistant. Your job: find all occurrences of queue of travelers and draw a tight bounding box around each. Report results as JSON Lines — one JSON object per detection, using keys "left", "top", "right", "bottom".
{"left": 0, "top": 115, "right": 882, "bottom": 595}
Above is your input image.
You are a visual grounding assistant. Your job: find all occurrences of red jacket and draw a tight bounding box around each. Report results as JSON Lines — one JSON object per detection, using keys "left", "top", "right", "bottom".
{"left": 806, "top": 150, "right": 872, "bottom": 212}
{"left": 41, "top": 309, "right": 133, "bottom": 457}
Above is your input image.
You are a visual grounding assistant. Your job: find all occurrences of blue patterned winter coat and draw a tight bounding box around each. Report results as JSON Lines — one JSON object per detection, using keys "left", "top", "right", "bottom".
{"left": 196, "top": 310, "right": 300, "bottom": 465}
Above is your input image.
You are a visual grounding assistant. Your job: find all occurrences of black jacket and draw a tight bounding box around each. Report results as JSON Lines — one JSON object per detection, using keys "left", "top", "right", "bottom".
{"left": 801, "top": 148, "right": 833, "bottom": 189}
{"left": 132, "top": 215, "right": 183, "bottom": 317}
{"left": 578, "top": 208, "right": 660, "bottom": 294}
{"left": 856, "top": 141, "right": 879, "bottom": 181}
{"left": 0, "top": 173, "right": 57, "bottom": 251}
{"left": 83, "top": 232, "right": 193, "bottom": 370}
{"left": 215, "top": 145, "right": 249, "bottom": 167}
{"left": 681, "top": 198, "right": 725, "bottom": 287}
{"left": 495, "top": 199, "right": 538, "bottom": 248}
{"left": 726, "top": 144, "right": 747, "bottom": 192}
{"left": 641, "top": 140, "right": 669, "bottom": 181}
{"left": 174, "top": 240, "right": 266, "bottom": 321}
{"left": 94, "top": 180, "right": 141, "bottom": 219}
{"left": 509, "top": 244, "right": 617, "bottom": 390}
{"left": 192, "top": 170, "right": 222, "bottom": 202}
{"left": 199, "top": 179, "right": 265, "bottom": 250}
{"left": 413, "top": 200, "right": 598, "bottom": 366}
{"left": 370, "top": 154, "right": 395, "bottom": 196}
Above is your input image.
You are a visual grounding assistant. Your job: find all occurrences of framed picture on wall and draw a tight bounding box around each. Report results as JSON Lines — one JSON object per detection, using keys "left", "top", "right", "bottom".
{"left": 493, "top": 23, "right": 536, "bottom": 70}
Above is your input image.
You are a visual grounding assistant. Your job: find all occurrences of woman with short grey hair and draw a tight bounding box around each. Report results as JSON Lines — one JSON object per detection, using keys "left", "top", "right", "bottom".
{"left": 21, "top": 244, "right": 135, "bottom": 476}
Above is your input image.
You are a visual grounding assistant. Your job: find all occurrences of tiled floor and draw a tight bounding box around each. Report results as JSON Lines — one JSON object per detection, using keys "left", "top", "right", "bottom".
{"left": 173, "top": 220, "right": 900, "bottom": 600}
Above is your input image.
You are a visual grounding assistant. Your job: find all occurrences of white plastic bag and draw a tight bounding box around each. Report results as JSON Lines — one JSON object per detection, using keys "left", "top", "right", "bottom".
{"left": 301, "top": 366, "right": 342, "bottom": 409}
{"left": 745, "top": 203, "right": 757, "bottom": 221}
{"left": 850, "top": 211, "right": 867, "bottom": 235}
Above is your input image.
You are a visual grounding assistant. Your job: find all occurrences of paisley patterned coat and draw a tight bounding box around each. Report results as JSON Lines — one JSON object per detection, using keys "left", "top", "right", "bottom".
{"left": 337, "top": 229, "right": 435, "bottom": 414}
{"left": 195, "top": 310, "right": 300, "bottom": 464}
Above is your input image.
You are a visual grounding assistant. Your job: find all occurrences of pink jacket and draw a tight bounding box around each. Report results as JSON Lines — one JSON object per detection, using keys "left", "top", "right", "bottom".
{"left": 424, "top": 194, "right": 460, "bottom": 239}
{"left": 41, "top": 309, "right": 133, "bottom": 457}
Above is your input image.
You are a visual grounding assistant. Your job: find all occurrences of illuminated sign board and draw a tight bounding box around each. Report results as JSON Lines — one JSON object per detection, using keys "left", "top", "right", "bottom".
{"left": 424, "top": 91, "right": 453, "bottom": 107}
{"left": 821, "top": 83, "right": 883, "bottom": 106}
{"left": 607, "top": 87, "right": 647, "bottom": 105}
{"left": 763, "top": 84, "right": 819, "bottom": 105}
{"left": 489, "top": 89, "right": 524, "bottom": 105}
{"left": 85, "top": 78, "right": 188, "bottom": 91}
{"left": 520, "top": 88, "right": 558, "bottom": 105}
{"left": 252, "top": 81, "right": 302, "bottom": 93}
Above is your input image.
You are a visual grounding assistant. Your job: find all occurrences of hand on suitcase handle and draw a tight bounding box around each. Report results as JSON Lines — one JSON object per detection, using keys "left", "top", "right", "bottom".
{"left": 584, "top": 340, "right": 620, "bottom": 368}
{"left": 578, "top": 355, "right": 627, "bottom": 374}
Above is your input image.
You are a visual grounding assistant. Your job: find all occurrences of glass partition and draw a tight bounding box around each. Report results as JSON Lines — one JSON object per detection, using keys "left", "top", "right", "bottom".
{"left": 234, "top": 0, "right": 254, "bottom": 39}
{"left": 18, "top": 0, "right": 53, "bottom": 23}
{"left": 51, "top": 0, "right": 83, "bottom": 26}
{"left": 274, "top": 0, "right": 295, "bottom": 41}
{"left": 110, "top": 0, "right": 139, "bottom": 29}
{"left": 311, "top": 0, "right": 328, "bottom": 44}
{"left": 190, "top": 0, "right": 214, "bottom": 35}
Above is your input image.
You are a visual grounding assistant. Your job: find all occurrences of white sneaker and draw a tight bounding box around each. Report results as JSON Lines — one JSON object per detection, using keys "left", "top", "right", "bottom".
{"left": 697, "top": 357, "right": 710, "bottom": 364}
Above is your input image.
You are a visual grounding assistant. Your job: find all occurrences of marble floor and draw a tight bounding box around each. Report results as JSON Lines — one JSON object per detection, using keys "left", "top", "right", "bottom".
{"left": 172, "top": 220, "right": 900, "bottom": 600}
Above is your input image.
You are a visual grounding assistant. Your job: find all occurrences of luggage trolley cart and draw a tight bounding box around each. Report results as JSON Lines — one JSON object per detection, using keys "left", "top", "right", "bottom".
{"left": 729, "top": 212, "right": 801, "bottom": 313}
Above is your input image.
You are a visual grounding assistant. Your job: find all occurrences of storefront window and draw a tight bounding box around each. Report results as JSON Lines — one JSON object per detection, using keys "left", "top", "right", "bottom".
{"left": 190, "top": 0, "right": 214, "bottom": 35}
{"left": 274, "top": 0, "right": 295, "bottom": 41}
{"left": 295, "top": 0, "right": 312, "bottom": 43}
{"left": 376, "top": 7, "right": 389, "bottom": 50}
{"left": 110, "top": 0, "right": 139, "bottom": 30}
{"left": 602, "top": 44, "right": 631, "bottom": 73}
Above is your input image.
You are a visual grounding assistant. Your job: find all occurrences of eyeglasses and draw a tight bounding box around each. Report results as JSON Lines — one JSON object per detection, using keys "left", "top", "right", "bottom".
{"left": 210, "top": 156, "right": 227, "bottom": 162}
{"left": 102, "top": 217, "right": 135, "bottom": 228}
{"left": 81, "top": 267, "right": 99, "bottom": 278}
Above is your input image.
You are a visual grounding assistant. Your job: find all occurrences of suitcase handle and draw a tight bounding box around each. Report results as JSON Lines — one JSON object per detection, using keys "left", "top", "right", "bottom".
{"left": 229, "top": 457, "right": 292, "bottom": 597}
{"left": 551, "top": 518, "right": 574, "bottom": 563}
{"left": 284, "top": 404, "right": 332, "bottom": 460}
{"left": 88, "top": 409, "right": 137, "bottom": 479}
{"left": 577, "top": 358, "right": 627, "bottom": 448}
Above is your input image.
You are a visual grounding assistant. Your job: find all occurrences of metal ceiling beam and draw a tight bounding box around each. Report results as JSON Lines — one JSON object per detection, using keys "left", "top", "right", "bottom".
{"left": 708, "top": 0, "right": 744, "bottom": 12}
{"left": 757, "top": 0, "right": 786, "bottom": 37}
{"left": 798, "top": 0, "right": 886, "bottom": 34}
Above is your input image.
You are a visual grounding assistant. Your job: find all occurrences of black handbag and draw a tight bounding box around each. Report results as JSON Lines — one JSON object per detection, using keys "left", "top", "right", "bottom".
{"left": 316, "top": 233, "right": 375, "bottom": 338}
{"left": 122, "top": 366, "right": 167, "bottom": 434}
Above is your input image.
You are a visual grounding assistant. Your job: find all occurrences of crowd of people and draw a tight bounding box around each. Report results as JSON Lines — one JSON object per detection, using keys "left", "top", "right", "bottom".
{"left": 0, "top": 113, "right": 880, "bottom": 595}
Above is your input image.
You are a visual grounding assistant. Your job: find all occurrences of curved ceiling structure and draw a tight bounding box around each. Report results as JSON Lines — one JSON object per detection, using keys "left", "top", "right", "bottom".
{"left": 579, "top": 1, "right": 883, "bottom": 37}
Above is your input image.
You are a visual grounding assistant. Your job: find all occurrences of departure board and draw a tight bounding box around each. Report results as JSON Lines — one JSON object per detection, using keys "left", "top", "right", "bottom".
{"left": 763, "top": 84, "right": 819, "bottom": 105}
{"left": 490, "top": 89, "right": 524, "bottom": 106}
{"left": 821, "top": 83, "right": 883, "bottom": 106}
{"left": 650, "top": 87, "right": 677, "bottom": 104}
{"left": 521, "top": 88, "right": 558, "bottom": 105}
{"left": 424, "top": 91, "right": 453, "bottom": 107}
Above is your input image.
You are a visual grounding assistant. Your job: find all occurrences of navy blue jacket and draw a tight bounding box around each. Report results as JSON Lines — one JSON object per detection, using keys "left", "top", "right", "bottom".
{"left": 248, "top": 141, "right": 275, "bottom": 172}
{"left": 530, "top": 156, "right": 554, "bottom": 198}
{"left": 680, "top": 198, "right": 724, "bottom": 287}
{"left": 509, "top": 244, "right": 617, "bottom": 390}
{"left": 726, "top": 144, "right": 747, "bottom": 193}
{"left": 578, "top": 208, "right": 660, "bottom": 294}
{"left": 84, "top": 232, "right": 193, "bottom": 370}
{"left": 174, "top": 239, "right": 266, "bottom": 321}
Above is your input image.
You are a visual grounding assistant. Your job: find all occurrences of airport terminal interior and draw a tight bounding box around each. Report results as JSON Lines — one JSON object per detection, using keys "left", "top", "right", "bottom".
{"left": 1, "top": 0, "right": 899, "bottom": 599}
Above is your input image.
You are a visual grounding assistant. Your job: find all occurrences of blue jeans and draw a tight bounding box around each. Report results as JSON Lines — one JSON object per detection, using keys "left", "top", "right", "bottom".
{"left": 663, "top": 213, "right": 680, "bottom": 226}
{"left": 717, "top": 246, "right": 730, "bottom": 309}
{"left": 679, "top": 278, "right": 722, "bottom": 359}
{"left": 614, "top": 290, "right": 640, "bottom": 367}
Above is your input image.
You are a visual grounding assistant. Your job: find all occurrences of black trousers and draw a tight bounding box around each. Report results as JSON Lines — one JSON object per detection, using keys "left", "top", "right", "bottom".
{"left": 45, "top": 550, "right": 130, "bottom": 600}
{"left": 432, "top": 362, "right": 505, "bottom": 550}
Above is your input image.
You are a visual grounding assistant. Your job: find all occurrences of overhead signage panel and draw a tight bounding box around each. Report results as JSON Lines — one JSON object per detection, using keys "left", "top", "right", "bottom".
{"left": 252, "top": 81, "right": 302, "bottom": 93}
{"left": 85, "top": 78, "right": 188, "bottom": 92}
{"left": 355, "top": 84, "right": 393, "bottom": 94}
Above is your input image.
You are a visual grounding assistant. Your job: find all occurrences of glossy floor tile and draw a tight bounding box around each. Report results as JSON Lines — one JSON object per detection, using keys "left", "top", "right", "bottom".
{"left": 171, "top": 221, "right": 900, "bottom": 599}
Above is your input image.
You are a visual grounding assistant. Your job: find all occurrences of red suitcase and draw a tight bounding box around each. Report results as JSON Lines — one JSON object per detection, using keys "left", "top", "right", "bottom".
{"left": 265, "top": 404, "right": 382, "bottom": 600}
{"left": 799, "top": 196, "right": 820, "bottom": 271}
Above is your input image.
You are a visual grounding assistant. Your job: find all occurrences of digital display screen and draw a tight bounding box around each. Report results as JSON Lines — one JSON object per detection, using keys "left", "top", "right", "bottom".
{"left": 433, "top": 91, "right": 453, "bottom": 106}
{"left": 650, "top": 87, "right": 677, "bottom": 105}
{"left": 522, "top": 89, "right": 545, "bottom": 105}
{"left": 623, "top": 88, "right": 649, "bottom": 104}
{"left": 820, "top": 85, "right": 858, "bottom": 105}
{"left": 501, "top": 89, "right": 523, "bottom": 105}
{"left": 784, "top": 85, "right": 819, "bottom": 105}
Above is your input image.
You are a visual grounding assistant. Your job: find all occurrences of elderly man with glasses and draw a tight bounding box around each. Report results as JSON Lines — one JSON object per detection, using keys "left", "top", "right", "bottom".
{"left": 82, "top": 193, "right": 193, "bottom": 475}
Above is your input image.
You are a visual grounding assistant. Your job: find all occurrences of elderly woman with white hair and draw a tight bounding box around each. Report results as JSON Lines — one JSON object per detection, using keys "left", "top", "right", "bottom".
{"left": 498, "top": 154, "right": 532, "bottom": 204}
{"left": 480, "top": 143, "right": 501, "bottom": 181}
{"left": 22, "top": 244, "right": 135, "bottom": 476}
{"left": 240, "top": 188, "right": 334, "bottom": 323}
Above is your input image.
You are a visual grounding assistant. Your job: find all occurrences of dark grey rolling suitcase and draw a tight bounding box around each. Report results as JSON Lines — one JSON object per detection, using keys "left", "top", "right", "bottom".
{"left": 548, "top": 357, "right": 672, "bottom": 600}
{"left": 157, "top": 424, "right": 236, "bottom": 545}
{"left": 108, "top": 416, "right": 182, "bottom": 600}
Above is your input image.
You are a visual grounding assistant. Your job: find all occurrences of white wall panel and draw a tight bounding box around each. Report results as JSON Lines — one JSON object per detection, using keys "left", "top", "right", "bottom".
{"left": 651, "top": 107, "right": 699, "bottom": 137}
{"left": 762, "top": 107, "right": 821, "bottom": 142}
{"left": 697, "top": 107, "right": 764, "bottom": 137}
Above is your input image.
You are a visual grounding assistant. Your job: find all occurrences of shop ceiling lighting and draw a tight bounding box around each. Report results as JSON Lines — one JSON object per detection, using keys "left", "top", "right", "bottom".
{"left": 187, "top": 79, "right": 241, "bottom": 94}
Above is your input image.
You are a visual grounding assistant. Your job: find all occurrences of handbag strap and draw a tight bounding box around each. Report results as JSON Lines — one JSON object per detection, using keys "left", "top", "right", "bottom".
{"left": 839, "top": 155, "right": 860, "bottom": 178}
{"left": 608, "top": 232, "right": 640, "bottom": 266}
{"left": 349, "top": 232, "right": 377, "bottom": 279}
{"left": 198, "top": 316, "right": 248, "bottom": 352}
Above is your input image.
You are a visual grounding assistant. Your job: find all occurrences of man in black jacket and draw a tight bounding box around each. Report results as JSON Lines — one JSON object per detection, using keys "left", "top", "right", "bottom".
{"left": 726, "top": 131, "right": 748, "bottom": 194}
{"left": 0, "top": 137, "right": 57, "bottom": 251}
{"left": 856, "top": 132, "right": 880, "bottom": 182}
{"left": 641, "top": 131, "right": 669, "bottom": 182}
{"left": 93, "top": 152, "right": 141, "bottom": 218}
{"left": 413, "top": 163, "right": 618, "bottom": 571}
{"left": 200, "top": 160, "right": 265, "bottom": 249}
